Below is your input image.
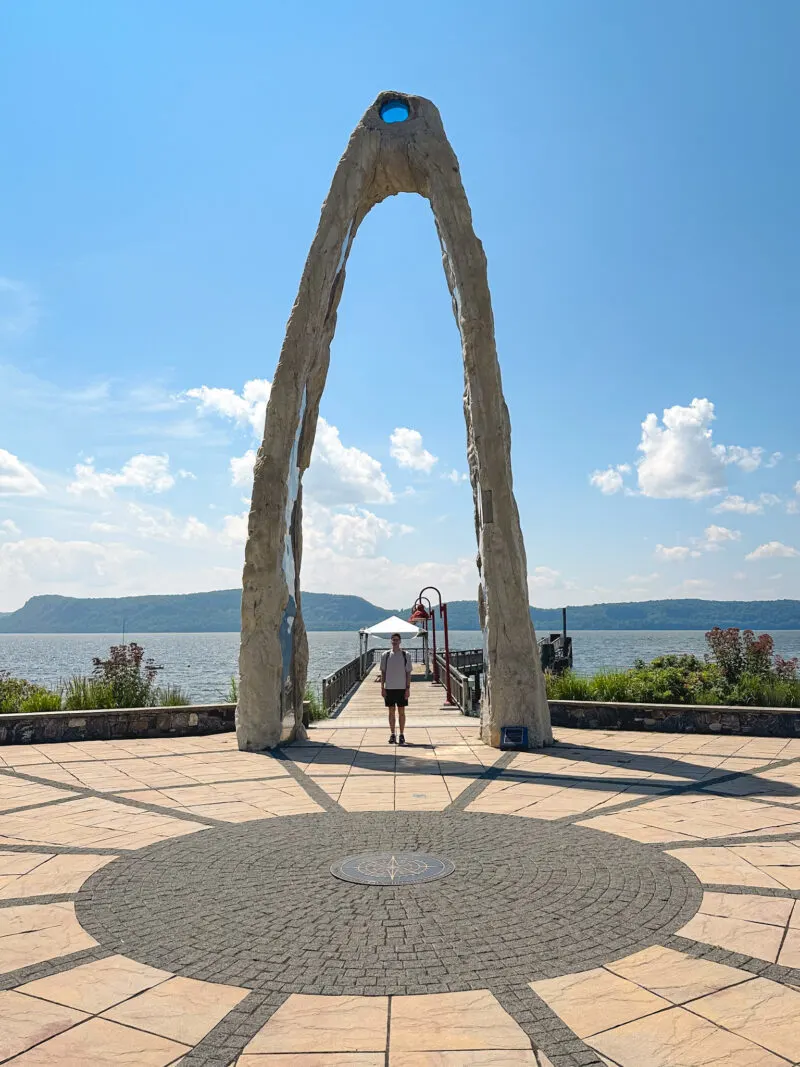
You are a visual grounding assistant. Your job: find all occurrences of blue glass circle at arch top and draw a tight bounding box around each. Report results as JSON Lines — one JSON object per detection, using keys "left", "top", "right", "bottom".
{"left": 380, "top": 98, "right": 410, "bottom": 123}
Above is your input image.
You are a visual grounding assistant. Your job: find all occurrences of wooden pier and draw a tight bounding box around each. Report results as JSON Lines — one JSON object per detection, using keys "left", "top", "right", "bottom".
{"left": 321, "top": 649, "right": 483, "bottom": 728}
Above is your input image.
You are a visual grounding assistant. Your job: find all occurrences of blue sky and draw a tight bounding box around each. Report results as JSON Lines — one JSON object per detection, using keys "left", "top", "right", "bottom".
{"left": 1, "top": 0, "right": 798, "bottom": 612}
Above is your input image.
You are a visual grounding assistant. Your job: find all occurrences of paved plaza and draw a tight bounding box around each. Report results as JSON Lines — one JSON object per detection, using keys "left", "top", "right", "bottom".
{"left": 1, "top": 714, "right": 800, "bottom": 1065}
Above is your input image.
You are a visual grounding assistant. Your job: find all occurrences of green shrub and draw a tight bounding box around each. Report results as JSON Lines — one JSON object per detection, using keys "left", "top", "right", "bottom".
{"left": 0, "top": 672, "right": 62, "bottom": 714}
{"left": 304, "top": 684, "right": 327, "bottom": 721}
{"left": 64, "top": 676, "right": 117, "bottom": 710}
{"left": 19, "top": 688, "right": 63, "bottom": 713}
{"left": 155, "top": 684, "right": 191, "bottom": 707}
{"left": 227, "top": 675, "right": 238, "bottom": 703}
{"left": 91, "top": 643, "right": 160, "bottom": 708}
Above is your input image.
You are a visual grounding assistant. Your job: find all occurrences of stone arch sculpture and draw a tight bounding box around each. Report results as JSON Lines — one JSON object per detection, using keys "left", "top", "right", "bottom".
{"left": 237, "top": 92, "right": 552, "bottom": 751}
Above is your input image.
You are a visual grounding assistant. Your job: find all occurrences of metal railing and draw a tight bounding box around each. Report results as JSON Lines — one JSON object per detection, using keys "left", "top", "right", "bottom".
{"left": 446, "top": 648, "right": 484, "bottom": 673}
{"left": 434, "top": 652, "right": 480, "bottom": 716}
{"left": 322, "top": 647, "right": 378, "bottom": 715}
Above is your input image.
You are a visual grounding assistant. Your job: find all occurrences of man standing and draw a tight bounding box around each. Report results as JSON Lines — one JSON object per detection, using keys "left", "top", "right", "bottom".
{"left": 380, "top": 632, "right": 412, "bottom": 745}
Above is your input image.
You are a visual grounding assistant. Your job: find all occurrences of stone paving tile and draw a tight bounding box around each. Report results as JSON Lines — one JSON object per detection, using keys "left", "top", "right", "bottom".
{"left": 3, "top": 1015, "right": 190, "bottom": 1064}
{"left": 115, "top": 779, "right": 322, "bottom": 821}
{"left": 689, "top": 976, "right": 800, "bottom": 1060}
{"left": 697, "top": 890, "right": 795, "bottom": 926}
{"left": 0, "top": 776, "right": 79, "bottom": 812}
{"left": 237, "top": 1056, "right": 384, "bottom": 1066}
{"left": 389, "top": 990, "right": 533, "bottom": 1051}
{"left": 0, "top": 796, "right": 208, "bottom": 850}
{"left": 588, "top": 1005, "right": 790, "bottom": 1066}
{"left": 243, "top": 994, "right": 388, "bottom": 1053}
{"left": 0, "top": 902, "right": 97, "bottom": 973}
{"left": 0, "top": 852, "right": 54, "bottom": 876}
{"left": 530, "top": 969, "right": 670, "bottom": 1038}
{"left": 0, "top": 852, "right": 115, "bottom": 900}
{"left": 0, "top": 989, "right": 88, "bottom": 1060}
{"left": 678, "top": 911, "right": 786, "bottom": 961}
{"left": 102, "top": 974, "right": 249, "bottom": 1044}
{"left": 605, "top": 945, "right": 751, "bottom": 1002}
{"left": 17, "top": 953, "right": 172, "bottom": 1012}
{"left": 665, "top": 846, "right": 788, "bottom": 888}
{"left": 389, "top": 1054, "right": 539, "bottom": 1066}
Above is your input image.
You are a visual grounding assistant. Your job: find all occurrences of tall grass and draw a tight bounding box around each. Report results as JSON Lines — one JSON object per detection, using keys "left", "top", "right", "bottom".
{"left": 155, "top": 684, "right": 192, "bottom": 707}
{"left": 64, "top": 676, "right": 116, "bottom": 710}
{"left": 227, "top": 675, "right": 238, "bottom": 703}
{"left": 304, "top": 684, "right": 327, "bottom": 721}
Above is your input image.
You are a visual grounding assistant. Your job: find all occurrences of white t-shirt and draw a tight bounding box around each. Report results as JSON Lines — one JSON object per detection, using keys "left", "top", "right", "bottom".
{"left": 381, "top": 649, "right": 411, "bottom": 689}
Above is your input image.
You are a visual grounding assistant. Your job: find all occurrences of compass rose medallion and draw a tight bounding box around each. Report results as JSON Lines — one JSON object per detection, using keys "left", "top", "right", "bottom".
{"left": 331, "top": 851, "right": 455, "bottom": 885}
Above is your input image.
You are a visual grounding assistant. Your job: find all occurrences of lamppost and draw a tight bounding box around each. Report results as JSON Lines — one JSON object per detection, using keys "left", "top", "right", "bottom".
{"left": 409, "top": 586, "right": 454, "bottom": 706}
{"left": 414, "top": 595, "right": 437, "bottom": 683}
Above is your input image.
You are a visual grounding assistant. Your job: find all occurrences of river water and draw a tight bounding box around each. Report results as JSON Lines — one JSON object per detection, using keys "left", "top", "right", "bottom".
{"left": 2, "top": 630, "right": 800, "bottom": 705}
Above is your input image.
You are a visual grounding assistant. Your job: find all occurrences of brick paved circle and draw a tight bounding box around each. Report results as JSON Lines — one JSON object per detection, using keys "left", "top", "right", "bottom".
{"left": 76, "top": 811, "right": 702, "bottom": 996}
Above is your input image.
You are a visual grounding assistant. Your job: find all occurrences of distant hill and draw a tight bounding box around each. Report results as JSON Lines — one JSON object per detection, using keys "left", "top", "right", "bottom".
{"left": 0, "top": 592, "right": 799, "bottom": 634}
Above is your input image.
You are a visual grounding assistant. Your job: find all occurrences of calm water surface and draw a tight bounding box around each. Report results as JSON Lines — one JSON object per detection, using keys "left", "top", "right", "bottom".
{"left": 2, "top": 630, "right": 800, "bottom": 705}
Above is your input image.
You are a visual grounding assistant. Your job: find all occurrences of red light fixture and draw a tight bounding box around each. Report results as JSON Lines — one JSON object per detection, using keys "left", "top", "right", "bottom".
{"left": 408, "top": 602, "right": 431, "bottom": 624}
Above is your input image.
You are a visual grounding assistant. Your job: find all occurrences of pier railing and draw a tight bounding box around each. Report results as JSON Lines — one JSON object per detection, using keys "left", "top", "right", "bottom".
{"left": 434, "top": 652, "right": 481, "bottom": 716}
{"left": 322, "top": 648, "right": 379, "bottom": 715}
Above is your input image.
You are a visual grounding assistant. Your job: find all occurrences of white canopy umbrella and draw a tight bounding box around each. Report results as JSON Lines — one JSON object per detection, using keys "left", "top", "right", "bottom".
{"left": 360, "top": 614, "right": 421, "bottom": 638}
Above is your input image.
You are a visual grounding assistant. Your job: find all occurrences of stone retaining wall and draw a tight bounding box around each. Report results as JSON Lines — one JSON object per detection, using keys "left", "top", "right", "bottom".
{"left": 0, "top": 704, "right": 236, "bottom": 745}
{"left": 549, "top": 699, "right": 800, "bottom": 737}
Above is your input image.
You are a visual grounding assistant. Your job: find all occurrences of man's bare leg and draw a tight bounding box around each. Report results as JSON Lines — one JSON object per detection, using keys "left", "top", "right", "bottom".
{"left": 388, "top": 706, "right": 397, "bottom": 741}
{"left": 398, "top": 707, "right": 406, "bottom": 735}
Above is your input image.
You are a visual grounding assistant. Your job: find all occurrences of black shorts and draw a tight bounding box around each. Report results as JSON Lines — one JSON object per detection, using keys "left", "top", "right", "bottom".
{"left": 384, "top": 688, "right": 408, "bottom": 708}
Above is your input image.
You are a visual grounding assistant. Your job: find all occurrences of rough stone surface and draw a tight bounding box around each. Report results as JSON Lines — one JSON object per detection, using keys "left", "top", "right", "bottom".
{"left": 238, "top": 91, "right": 551, "bottom": 750}
{"left": 549, "top": 699, "right": 800, "bottom": 737}
{"left": 0, "top": 705, "right": 235, "bottom": 745}
{"left": 76, "top": 810, "right": 700, "bottom": 997}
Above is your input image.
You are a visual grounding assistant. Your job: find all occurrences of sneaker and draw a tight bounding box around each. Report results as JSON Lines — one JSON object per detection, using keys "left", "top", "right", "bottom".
{"left": 398, "top": 734, "right": 406, "bottom": 745}
{"left": 388, "top": 734, "right": 397, "bottom": 744}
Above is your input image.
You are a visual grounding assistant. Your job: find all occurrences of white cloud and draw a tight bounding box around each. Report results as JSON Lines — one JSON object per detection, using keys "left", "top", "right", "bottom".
{"left": 745, "top": 541, "right": 800, "bottom": 561}
{"left": 67, "top": 454, "right": 175, "bottom": 497}
{"left": 0, "top": 449, "right": 46, "bottom": 496}
{"left": 230, "top": 450, "right": 257, "bottom": 488}
{"left": 598, "top": 398, "right": 766, "bottom": 501}
{"left": 712, "top": 493, "right": 780, "bottom": 515}
{"left": 0, "top": 278, "right": 38, "bottom": 335}
{"left": 185, "top": 379, "right": 272, "bottom": 436}
{"left": 655, "top": 544, "right": 701, "bottom": 562}
{"left": 590, "top": 464, "right": 630, "bottom": 495}
{"left": 787, "top": 500, "right": 800, "bottom": 516}
{"left": 681, "top": 578, "right": 713, "bottom": 592}
{"left": 719, "top": 445, "right": 764, "bottom": 473}
{"left": 0, "top": 518, "right": 20, "bottom": 537}
{"left": 0, "top": 536, "right": 146, "bottom": 606}
{"left": 767, "top": 573, "right": 783, "bottom": 581}
{"left": 89, "top": 522, "right": 121, "bottom": 534}
{"left": 389, "top": 428, "right": 437, "bottom": 473}
{"left": 701, "top": 525, "right": 741, "bottom": 550}
{"left": 766, "top": 452, "right": 783, "bottom": 468}
{"left": 187, "top": 378, "right": 394, "bottom": 506}
{"left": 127, "top": 503, "right": 210, "bottom": 543}
{"left": 443, "top": 469, "right": 468, "bottom": 484}
{"left": 624, "top": 572, "right": 659, "bottom": 584}
{"left": 221, "top": 511, "right": 248, "bottom": 545}
{"left": 177, "top": 469, "right": 196, "bottom": 480}
{"left": 306, "top": 419, "right": 393, "bottom": 505}
{"left": 528, "top": 566, "right": 562, "bottom": 590}
{"left": 636, "top": 398, "right": 731, "bottom": 499}
{"left": 795, "top": 481, "right": 800, "bottom": 495}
